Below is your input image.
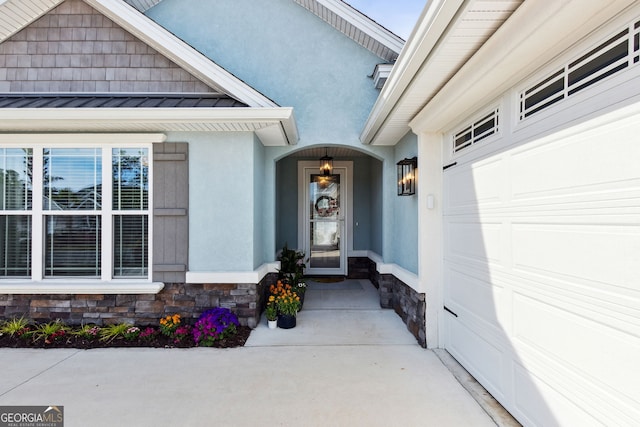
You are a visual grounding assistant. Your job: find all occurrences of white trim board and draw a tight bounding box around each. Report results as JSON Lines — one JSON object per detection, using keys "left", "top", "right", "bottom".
{"left": 0, "top": 281, "right": 164, "bottom": 294}
{"left": 186, "top": 263, "right": 280, "bottom": 284}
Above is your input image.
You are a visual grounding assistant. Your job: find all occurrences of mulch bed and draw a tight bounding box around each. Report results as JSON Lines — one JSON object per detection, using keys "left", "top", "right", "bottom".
{"left": 0, "top": 326, "right": 251, "bottom": 350}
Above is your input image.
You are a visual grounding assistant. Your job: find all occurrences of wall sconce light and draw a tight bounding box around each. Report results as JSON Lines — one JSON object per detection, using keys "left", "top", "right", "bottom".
{"left": 319, "top": 148, "right": 333, "bottom": 176}
{"left": 397, "top": 157, "right": 417, "bottom": 196}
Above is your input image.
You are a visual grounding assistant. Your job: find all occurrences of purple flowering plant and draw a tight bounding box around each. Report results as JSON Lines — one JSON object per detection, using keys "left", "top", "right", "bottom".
{"left": 173, "top": 325, "right": 192, "bottom": 344}
{"left": 139, "top": 327, "right": 158, "bottom": 341}
{"left": 193, "top": 308, "right": 239, "bottom": 347}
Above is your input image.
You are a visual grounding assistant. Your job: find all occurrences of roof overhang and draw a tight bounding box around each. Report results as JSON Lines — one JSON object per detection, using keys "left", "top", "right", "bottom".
{"left": 0, "top": 107, "right": 299, "bottom": 146}
{"left": 361, "top": 0, "right": 637, "bottom": 145}
{"left": 361, "top": 0, "right": 523, "bottom": 145}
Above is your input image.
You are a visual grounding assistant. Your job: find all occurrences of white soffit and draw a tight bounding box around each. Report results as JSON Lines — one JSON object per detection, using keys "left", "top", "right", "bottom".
{"left": 293, "top": 0, "right": 404, "bottom": 61}
{"left": 409, "top": 0, "right": 638, "bottom": 132}
{"left": 0, "top": 107, "right": 299, "bottom": 146}
{"left": 361, "top": 0, "right": 524, "bottom": 145}
{"left": 0, "top": 0, "right": 63, "bottom": 41}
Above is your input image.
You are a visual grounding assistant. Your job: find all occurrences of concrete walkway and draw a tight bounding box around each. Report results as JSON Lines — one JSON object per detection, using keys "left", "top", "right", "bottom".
{"left": 0, "top": 279, "right": 499, "bottom": 427}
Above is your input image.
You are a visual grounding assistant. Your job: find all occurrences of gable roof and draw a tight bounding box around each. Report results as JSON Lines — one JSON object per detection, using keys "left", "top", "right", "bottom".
{"left": 0, "top": 0, "right": 278, "bottom": 107}
{"left": 0, "top": 0, "right": 299, "bottom": 145}
{"left": 125, "top": 0, "right": 404, "bottom": 62}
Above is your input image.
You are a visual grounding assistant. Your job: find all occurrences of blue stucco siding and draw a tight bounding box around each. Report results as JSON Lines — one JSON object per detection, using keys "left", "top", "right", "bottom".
{"left": 150, "top": 1, "right": 410, "bottom": 272}
{"left": 392, "top": 131, "right": 419, "bottom": 274}
{"left": 165, "top": 132, "right": 257, "bottom": 272}
{"left": 253, "top": 134, "right": 266, "bottom": 269}
{"left": 147, "top": 0, "right": 383, "bottom": 146}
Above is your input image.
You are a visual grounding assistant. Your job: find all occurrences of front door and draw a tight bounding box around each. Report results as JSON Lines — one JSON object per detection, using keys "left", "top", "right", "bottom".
{"left": 299, "top": 161, "right": 350, "bottom": 276}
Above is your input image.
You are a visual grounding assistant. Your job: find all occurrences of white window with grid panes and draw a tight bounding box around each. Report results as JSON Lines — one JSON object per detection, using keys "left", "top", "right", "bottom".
{"left": 0, "top": 141, "right": 151, "bottom": 283}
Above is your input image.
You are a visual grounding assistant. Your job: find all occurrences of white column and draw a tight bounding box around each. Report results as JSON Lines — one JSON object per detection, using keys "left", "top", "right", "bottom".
{"left": 418, "top": 132, "right": 444, "bottom": 349}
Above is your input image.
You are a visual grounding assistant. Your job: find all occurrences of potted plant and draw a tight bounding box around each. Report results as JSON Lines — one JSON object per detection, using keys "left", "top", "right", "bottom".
{"left": 278, "top": 244, "right": 306, "bottom": 287}
{"left": 270, "top": 280, "right": 301, "bottom": 329}
{"left": 265, "top": 296, "right": 278, "bottom": 329}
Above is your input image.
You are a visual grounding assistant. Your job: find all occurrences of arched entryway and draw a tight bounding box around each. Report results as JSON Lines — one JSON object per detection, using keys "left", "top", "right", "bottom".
{"left": 275, "top": 146, "right": 383, "bottom": 279}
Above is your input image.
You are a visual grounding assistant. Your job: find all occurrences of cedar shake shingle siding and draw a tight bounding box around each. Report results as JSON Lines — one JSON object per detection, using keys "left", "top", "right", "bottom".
{"left": 0, "top": 0, "right": 216, "bottom": 93}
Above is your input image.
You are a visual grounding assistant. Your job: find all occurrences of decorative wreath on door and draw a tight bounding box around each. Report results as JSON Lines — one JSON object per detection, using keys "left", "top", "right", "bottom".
{"left": 314, "top": 195, "right": 337, "bottom": 217}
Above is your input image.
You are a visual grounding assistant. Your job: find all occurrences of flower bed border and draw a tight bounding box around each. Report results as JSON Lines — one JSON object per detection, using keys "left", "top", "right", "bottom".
{"left": 0, "top": 324, "right": 251, "bottom": 349}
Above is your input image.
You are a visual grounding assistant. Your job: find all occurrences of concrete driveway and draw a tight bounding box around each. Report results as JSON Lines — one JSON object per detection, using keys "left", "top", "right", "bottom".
{"left": 0, "top": 280, "right": 505, "bottom": 427}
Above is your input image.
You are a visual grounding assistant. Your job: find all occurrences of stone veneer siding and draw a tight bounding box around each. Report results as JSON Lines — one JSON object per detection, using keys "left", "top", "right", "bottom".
{"left": 0, "top": 0, "right": 215, "bottom": 93}
{"left": 347, "top": 257, "right": 370, "bottom": 279}
{"left": 0, "top": 274, "right": 276, "bottom": 328}
{"left": 369, "top": 258, "right": 426, "bottom": 348}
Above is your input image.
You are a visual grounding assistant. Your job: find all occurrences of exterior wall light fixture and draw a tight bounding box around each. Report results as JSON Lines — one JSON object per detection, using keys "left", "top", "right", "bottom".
{"left": 320, "top": 148, "right": 333, "bottom": 176}
{"left": 397, "top": 157, "right": 417, "bottom": 196}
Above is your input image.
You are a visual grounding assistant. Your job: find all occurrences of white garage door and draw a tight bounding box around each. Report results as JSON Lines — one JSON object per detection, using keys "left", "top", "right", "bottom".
{"left": 443, "top": 110, "right": 640, "bottom": 426}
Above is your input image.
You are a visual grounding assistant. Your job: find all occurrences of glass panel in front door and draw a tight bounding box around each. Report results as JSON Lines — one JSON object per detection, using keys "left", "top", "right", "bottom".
{"left": 309, "top": 174, "right": 340, "bottom": 269}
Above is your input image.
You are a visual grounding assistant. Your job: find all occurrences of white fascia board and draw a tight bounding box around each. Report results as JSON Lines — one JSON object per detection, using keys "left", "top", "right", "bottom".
{"left": 0, "top": 107, "right": 298, "bottom": 145}
{"left": 256, "top": 106, "right": 299, "bottom": 145}
{"left": 409, "top": 0, "right": 637, "bottom": 132}
{"left": 316, "top": 0, "right": 404, "bottom": 54}
{"left": 0, "top": 132, "right": 166, "bottom": 144}
{"left": 85, "top": 0, "right": 277, "bottom": 108}
{"left": 360, "top": 0, "right": 465, "bottom": 145}
{"left": 0, "top": 107, "right": 295, "bottom": 123}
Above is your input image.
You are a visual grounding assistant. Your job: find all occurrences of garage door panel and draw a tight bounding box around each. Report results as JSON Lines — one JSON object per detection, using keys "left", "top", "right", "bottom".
{"left": 444, "top": 101, "right": 640, "bottom": 425}
{"left": 513, "top": 293, "right": 640, "bottom": 408}
{"left": 447, "top": 318, "right": 506, "bottom": 400}
{"left": 512, "top": 222, "right": 640, "bottom": 289}
{"left": 445, "top": 220, "right": 505, "bottom": 267}
{"left": 509, "top": 119, "right": 640, "bottom": 202}
{"left": 445, "top": 157, "right": 503, "bottom": 213}
{"left": 446, "top": 266, "right": 504, "bottom": 330}
{"left": 513, "top": 362, "right": 610, "bottom": 427}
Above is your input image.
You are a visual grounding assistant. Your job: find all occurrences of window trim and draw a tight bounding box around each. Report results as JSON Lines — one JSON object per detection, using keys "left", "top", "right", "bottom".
{"left": 0, "top": 133, "right": 165, "bottom": 294}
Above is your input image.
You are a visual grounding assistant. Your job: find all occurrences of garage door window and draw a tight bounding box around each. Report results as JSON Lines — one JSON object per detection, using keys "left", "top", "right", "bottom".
{"left": 453, "top": 108, "right": 499, "bottom": 153}
{"left": 520, "top": 18, "right": 640, "bottom": 120}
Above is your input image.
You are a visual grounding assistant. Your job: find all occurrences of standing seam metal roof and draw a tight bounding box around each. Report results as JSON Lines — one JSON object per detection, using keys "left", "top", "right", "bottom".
{"left": 0, "top": 94, "right": 249, "bottom": 108}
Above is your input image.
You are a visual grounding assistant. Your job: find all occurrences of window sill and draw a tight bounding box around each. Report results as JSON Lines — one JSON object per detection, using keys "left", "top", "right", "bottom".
{"left": 0, "top": 281, "right": 165, "bottom": 295}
